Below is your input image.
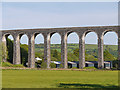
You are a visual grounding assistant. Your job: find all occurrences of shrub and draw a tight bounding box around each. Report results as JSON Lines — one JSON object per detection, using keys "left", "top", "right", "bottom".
{"left": 112, "top": 60, "right": 118, "bottom": 69}
{"left": 41, "top": 62, "right": 47, "bottom": 69}
{"left": 72, "top": 67, "right": 77, "bottom": 69}
{"left": 50, "top": 63, "right": 56, "bottom": 68}
{"left": 13, "top": 64, "right": 24, "bottom": 67}
{"left": 2, "top": 62, "right": 13, "bottom": 67}
{"left": 59, "top": 64, "right": 63, "bottom": 68}
{"left": 2, "top": 62, "right": 24, "bottom": 67}
{"left": 83, "top": 67, "right": 96, "bottom": 69}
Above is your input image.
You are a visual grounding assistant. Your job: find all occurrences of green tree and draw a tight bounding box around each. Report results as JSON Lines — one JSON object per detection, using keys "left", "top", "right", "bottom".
{"left": 104, "top": 50, "right": 116, "bottom": 61}
{"left": 50, "top": 63, "right": 56, "bottom": 68}
{"left": 6, "top": 38, "right": 13, "bottom": 63}
{"left": 53, "top": 49, "right": 58, "bottom": 58}
{"left": 2, "top": 42, "right": 8, "bottom": 62}
{"left": 20, "top": 44, "right": 28, "bottom": 66}
{"left": 73, "top": 48, "right": 79, "bottom": 57}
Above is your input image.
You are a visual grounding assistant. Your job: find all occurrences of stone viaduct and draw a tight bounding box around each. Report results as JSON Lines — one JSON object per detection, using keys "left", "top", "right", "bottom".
{"left": 1, "top": 26, "right": 120, "bottom": 69}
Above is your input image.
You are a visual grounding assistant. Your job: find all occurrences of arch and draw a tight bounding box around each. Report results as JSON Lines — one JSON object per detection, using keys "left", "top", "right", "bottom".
{"left": 35, "top": 33, "right": 44, "bottom": 44}
{"left": 19, "top": 34, "right": 29, "bottom": 66}
{"left": 20, "top": 34, "right": 28, "bottom": 45}
{"left": 50, "top": 33, "right": 61, "bottom": 44}
{"left": 67, "top": 32, "right": 79, "bottom": 68}
{"left": 50, "top": 33, "right": 61, "bottom": 68}
{"left": 67, "top": 32, "right": 79, "bottom": 44}
{"left": 66, "top": 31, "right": 79, "bottom": 37}
{"left": 85, "top": 32, "right": 98, "bottom": 44}
{"left": 2, "top": 34, "right": 14, "bottom": 63}
{"left": 34, "top": 33, "right": 44, "bottom": 68}
{"left": 82, "top": 30, "right": 98, "bottom": 40}
{"left": 84, "top": 32, "right": 98, "bottom": 65}
{"left": 103, "top": 31, "right": 118, "bottom": 65}
{"left": 102, "top": 30, "right": 118, "bottom": 38}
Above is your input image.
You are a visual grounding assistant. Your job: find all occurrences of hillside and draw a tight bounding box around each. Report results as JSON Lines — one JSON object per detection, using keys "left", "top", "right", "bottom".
{"left": 35, "top": 44, "right": 118, "bottom": 61}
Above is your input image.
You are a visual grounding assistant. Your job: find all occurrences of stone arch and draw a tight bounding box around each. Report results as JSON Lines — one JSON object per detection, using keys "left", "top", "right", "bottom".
{"left": 2, "top": 33, "right": 14, "bottom": 41}
{"left": 66, "top": 31, "right": 79, "bottom": 37}
{"left": 2, "top": 33, "right": 14, "bottom": 63}
{"left": 67, "top": 31, "right": 79, "bottom": 68}
{"left": 19, "top": 33, "right": 29, "bottom": 66}
{"left": 102, "top": 30, "right": 118, "bottom": 38}
{"left": 19, "top": 34, "right": 29, "bottom": 45}
{"left": 84, "top": 31, "right": 98, "bottom": 64}
{"left": 34, "top": 33, "right": 44, "bottom": 68}
{"left": 50, "top": 32, "right": 61, "bottom": 44}
{"left": 103, "top": 30, "right": 118, "bottom": 63}
{"left": 50, "top": 33, "right": 61, "bottom": 67}
{"left": 82, "top": 30, "right": 98, "bottom": 41}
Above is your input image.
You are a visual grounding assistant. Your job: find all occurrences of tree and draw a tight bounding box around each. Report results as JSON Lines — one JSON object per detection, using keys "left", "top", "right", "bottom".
{"left": 53, "top": 49, "right": 58, "bottom": 58}
{"left": 6, "top": 38, "right": 13, "bottom": 63}
{"left": 73, "top": 48, "right": 79, "bottom": 57}
{"left": 2, "top": 42, "right": 8, "bottom": 62}
{"left": 104, "top": 50, "right": 116, "bottom": 61}
{"left": 20, "top": 44, "right": 28, "bottom": 66}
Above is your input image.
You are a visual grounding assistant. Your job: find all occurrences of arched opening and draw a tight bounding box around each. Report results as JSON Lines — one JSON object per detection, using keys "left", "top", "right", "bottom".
{"left": 103, "top": 31, "right": 118, "bottom": 69}
{"left": 20, "top": 34, "right": 28, "bottom": 66}
{"left": 2, "top": 34, "right": 14, "bottom": 63}
{"left": 50, "top": 33, "right": 61, "bottom": 68}
{"left": 34, "top": 33, "right": 44, "bottom": 68}
{"left": 67, "top": 32, "right": 79, "bottom": 68}
{"left": 85, "top": 32, "right": 98, "bottom": 68}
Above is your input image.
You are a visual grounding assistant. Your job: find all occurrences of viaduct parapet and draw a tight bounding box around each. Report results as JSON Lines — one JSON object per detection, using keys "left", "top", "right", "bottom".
{"left": 1, "top": 26, "right": 120, "bottom": 69}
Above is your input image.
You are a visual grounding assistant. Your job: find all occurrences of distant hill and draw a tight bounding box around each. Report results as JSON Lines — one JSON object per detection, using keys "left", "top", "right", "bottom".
{"left": 35, "top": 43, "right": 118, "bottom": 58}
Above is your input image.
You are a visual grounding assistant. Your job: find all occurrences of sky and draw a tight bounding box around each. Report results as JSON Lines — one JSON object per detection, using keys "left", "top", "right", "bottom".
{"left": 2, "top": 2, "right": 118, "bottom": 45}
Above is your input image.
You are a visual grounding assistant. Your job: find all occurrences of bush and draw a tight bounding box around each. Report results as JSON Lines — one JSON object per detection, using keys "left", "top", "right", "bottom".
{"left": 50, "top": 63, "right": 56, "bottom": 68}
{"left": 13, "top": 64, "right": 24, "bottom": 67}
{"left": 72, "top": 67, "right": 77, "bottom": 69}
{"left": 41, "top": 62, "right": 47, "bottom": 69}
{"left": 112, "top": 60, "right": 118, "bottom": 69}
{"left": 2, "top": 62, "right": 24, "bottom": 67}
{"left": 2, "top": 62, "right": 13, "bottom": 67}
{"left": 83, "top": 67, "right": 96, "bottom": 69}
{"left": 59, "top": 64, "right": 63, "bottom": 68}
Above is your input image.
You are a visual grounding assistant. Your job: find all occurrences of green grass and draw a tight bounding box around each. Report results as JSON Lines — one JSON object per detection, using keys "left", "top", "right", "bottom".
{"left": 2, "top": 70, "right": 118, "bottom": 88}
{"left": 2, "top": 62, "right": 24, "bottom": 67}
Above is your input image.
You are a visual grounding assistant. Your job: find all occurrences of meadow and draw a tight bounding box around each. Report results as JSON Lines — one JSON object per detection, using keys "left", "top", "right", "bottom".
{"left": 2, "top": 69, "right": 118, "bottom": 88}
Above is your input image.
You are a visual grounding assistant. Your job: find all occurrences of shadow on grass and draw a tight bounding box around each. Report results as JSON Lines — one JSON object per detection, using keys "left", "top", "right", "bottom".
{"left": 58, "top": 83, "right": 118, "bottom": 89}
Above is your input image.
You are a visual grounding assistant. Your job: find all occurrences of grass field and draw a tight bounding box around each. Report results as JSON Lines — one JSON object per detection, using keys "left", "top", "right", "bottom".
{"left": 2, "top": 69, "right": 118, "bottom": 88}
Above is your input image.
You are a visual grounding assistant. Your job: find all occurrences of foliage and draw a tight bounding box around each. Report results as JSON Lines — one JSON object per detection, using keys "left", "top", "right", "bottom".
{"left": 83, "top": 67, "right": 97, "bottom": 69}
{"left": 51, "top": 49, "right": 61, "bottom": 61}
{"left": 50, "top": 63, "right": 56, "bottom": 68}
{"left": 68, "top": 52, "right": 79, "bottom": 61}
{"left": 41, "top": 61, "right": 47, "bottom": 68}
{"left": 2, "top": 62, "right": 13, "bottom": 67}
{"left": 112, "top": 60, "right": 118, "bottom": 69}
{"left": 71, "top": 67, "right": 77, "bottom": 69}
{"left": 59, "top": 64, "right": 63, "bottom": 68}
{"left": 104, "top": 50, "right": 116, "bottom": 61}
{"left": 6, "top": 38, "right": 13, "bottom": 63}
{"left": 2, "top": 42, "right": 8, "bottom": 62}
{"left": 2, "top": 62, "right": 24, "bottom": 67}
{"left": 20, "top": 44, "right": 28, "bottom": 66}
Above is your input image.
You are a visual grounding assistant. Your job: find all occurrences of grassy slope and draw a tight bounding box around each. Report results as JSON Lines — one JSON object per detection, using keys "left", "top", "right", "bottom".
{"left": 2, "top": 70, "right": 118, "bottom": 88}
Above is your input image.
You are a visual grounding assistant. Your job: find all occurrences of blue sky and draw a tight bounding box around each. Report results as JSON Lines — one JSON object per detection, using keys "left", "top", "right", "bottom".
{"left": 3, "top": 2, "right": 118, "bottom": 45}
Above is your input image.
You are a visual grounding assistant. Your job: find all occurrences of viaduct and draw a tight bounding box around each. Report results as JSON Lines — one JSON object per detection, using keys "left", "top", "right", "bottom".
{"left": 1, "top": 26, "right": 120, "bottom": 69}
